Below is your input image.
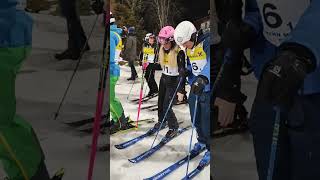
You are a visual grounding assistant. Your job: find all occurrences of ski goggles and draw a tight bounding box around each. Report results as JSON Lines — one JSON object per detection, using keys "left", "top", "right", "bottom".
{"left": 157, "top": 36, "right": 174, "bottom": 45}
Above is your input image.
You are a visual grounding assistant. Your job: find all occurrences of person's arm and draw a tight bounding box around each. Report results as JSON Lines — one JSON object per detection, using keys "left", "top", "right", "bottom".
{"left": 110, "top": 32, "right": 118, "bottom": 65}
{"left": 280, "top": 1, "right": 320, "bottom": 67}
{"left": 199, "top": 39, "right": 210, "bottom": 83}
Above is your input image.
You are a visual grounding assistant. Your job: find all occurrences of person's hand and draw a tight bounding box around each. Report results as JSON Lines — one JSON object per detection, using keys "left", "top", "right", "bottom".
{"left": 179, "top": 67, "right": 189, "bottom": 78}
{"left": 214, "top": 97, "right": 236, "bottom": 127}
{"left": 191, "top": 76, "right": 208, "bottom": 96}
{"left": 177, "top": 92, "right": 184, "bottom": 102}
{"left": 256, "top": 46, "right": 315, "bottom": 108}
{"left": 142, "top": 62, "right": 148, "bottom": 70}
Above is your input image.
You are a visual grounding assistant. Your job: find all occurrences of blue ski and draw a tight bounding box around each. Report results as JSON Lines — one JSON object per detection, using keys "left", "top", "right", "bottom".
{"left": 181, "top": 161, "right": 210, "bottom": 180}
{"left": 144, "top": 147, "right": 205, "bottom": 180}
{"left": 114, "top": 127, "right": 158, "bottom": 149}
{"left": 115, "top": 121, "right": 183, "bottom": 150}
{"left": 128, "top": 127, "right": 190, "bottom": 164}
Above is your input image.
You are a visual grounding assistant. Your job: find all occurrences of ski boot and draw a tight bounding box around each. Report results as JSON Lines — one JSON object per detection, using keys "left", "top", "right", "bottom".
{"left": 153, "top": 121, "right": 166, "bottom": 130}
{"left": 55, "top": 45, "right": 90, "bottom": 61}
{"left": 110, "top": 120, "right": 120, "bottom": 135}
{"left": 146, "top": 90, "right": 158, "bottom": 98}
{"left": 119, "top": 115, "right": 136, "bottom": 131}
{"left": 191, "top": 142, "right": 206, "bottom": 154}
{"left": 164, "top": 128, "right": 179, "bottom": 139}
{"left": 127, "top": 75, "right": 138, "bottom": 81}
{"left": 199, "top": 150, "right": 210, "bottom": 167}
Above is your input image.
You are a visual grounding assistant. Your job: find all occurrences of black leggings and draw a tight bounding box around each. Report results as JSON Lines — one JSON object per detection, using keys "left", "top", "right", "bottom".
{"left": 158, "top": 74, "right": 179, "bottom": 129}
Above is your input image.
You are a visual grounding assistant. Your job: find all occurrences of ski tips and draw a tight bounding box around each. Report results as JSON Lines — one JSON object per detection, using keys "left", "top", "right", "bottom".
{"left": 114, "top": 144, "right": 125, "bottom": 150}
{"left": 128, "top": 158, "right": 137, "bottom": 163}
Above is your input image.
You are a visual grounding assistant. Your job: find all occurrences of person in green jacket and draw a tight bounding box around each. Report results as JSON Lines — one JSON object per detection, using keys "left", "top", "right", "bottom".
{"left": 0, "top": 1, "right": 63, "bottom": 179}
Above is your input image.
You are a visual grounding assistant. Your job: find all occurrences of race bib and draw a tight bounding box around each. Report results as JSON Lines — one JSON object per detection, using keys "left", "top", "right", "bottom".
{"left": 162, "top": 53, "right": 179, "bottom": 76}
{"left": 257, "top": 0, "right": 310, "bottom": 46}
{"left": 162, "top": 65, "right": 179, "bottom": 76}
{"left": 143, "top": 47, "right": 155, "bottom": 63}
{"left": 187, "top": 42, "right": 207, "bottom": 76}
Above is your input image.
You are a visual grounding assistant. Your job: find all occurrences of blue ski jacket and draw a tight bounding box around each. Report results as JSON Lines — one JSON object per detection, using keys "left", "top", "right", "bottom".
{"left": 110, "top": 24, "right": 122, "bottom": 77}
{"left": 245, "top": 0, "right": 320, "bottom": 94}
{"left": 186, "top": 32, "right": 211, "bottom": 92}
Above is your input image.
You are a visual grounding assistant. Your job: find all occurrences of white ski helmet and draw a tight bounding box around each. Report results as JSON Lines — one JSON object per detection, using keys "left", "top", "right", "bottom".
{"left": 174, "top": 21, "right": 197, "bottom": 46}
{"left": 145, "top": 33, "right": 152, "bottom": 41}
{"left": 110, "top": 11, "right": 116, "bottom": 23}
{"left": 144, "top": 33, "right": 155, "bottom": 42}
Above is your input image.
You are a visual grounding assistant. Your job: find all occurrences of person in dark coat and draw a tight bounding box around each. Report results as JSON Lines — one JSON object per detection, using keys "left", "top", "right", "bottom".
{"left": 54, "top": 0, "right": 90, "bottom": 60}
{"left": 123, "top": 26, "right": 138, "bottom": 80}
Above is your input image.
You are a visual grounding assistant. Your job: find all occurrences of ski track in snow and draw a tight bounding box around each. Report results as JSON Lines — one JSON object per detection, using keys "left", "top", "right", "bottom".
{"left": 110, "top": 66, "right": 210, "bottom": 179}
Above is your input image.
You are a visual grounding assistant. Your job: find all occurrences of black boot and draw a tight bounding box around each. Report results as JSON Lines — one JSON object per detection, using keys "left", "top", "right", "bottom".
{"left": 55, "top": 49, "right": 80, "bottom": 61}
{"left": 119, "top": 114, "right": 135, "bottom": 130}
{"left": 146, "top": 91, "right": 158, "bottom": 98}
{"left": 127, "top": 75, "right": 138, "bottom": 81}
{"left": 110, "top": 120, "right": 120, "bottom": 135}
{"left": 153, "top": 121, "right": 166, "bottom": 130}
{"left": 55, "top": 45, "right": 89, "bottom": 61}
{"left": 164, "top": 128, "right": 179, "bottom": 139}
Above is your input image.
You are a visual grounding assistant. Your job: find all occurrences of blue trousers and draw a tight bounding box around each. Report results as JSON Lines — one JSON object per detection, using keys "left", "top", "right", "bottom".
{"left": 249, "top": 94, "right": 320, "bottom": 180}
{"left": 189, "top": 92, "right": 211, "bottom": 150}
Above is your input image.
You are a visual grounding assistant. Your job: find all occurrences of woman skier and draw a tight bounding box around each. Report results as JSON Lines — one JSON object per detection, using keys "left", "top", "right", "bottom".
{"left": 140, "top": 33, "right": 159, "bottom": 97}
{"left": 153, "top": 26, "right": 184, "bottom": 138}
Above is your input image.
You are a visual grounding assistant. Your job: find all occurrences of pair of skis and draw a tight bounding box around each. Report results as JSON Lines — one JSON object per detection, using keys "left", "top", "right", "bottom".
{"left": 144, "top": 147, "right": 209, "bottom": 180}
{"left": 128, "top": 127, "right": 189, "bottom": 163}
{"left": 114, "top": 121, "right": 183, "bottom": 149}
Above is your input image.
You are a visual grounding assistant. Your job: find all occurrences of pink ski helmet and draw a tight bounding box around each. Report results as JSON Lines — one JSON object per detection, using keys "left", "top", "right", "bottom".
{"left": 158, "top": 26, "right": 175, "bottom": 45}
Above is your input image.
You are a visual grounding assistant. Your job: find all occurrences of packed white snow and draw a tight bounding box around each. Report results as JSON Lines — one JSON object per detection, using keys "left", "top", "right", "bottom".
{"left": 110, "top": 64, "right": 210, "bottom": 179}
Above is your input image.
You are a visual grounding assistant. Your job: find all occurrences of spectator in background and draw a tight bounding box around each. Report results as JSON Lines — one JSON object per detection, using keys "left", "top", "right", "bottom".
{"left": 55, "top": 0, "right": 90, "bottom": 61}
{"left": 123, "top": 26, "right": 138, "bottom": 80}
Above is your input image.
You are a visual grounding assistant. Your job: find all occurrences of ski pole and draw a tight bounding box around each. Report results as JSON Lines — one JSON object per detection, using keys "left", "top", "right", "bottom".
{"left": 267, "top": 106, "right": 281, "bottom": 180}
{"left": 150, "top": 77, "right": 183, "bottom": 148}
{"left": 185, "top": 95, "right": 199, "bottom": 177}
{"left": 126, "top": 67, "right": 142, "bottom": 101}
{"left": 127, "top": 79, "right": 136, "bottom": 101}
{"left": 135, "top": 68, "right": 146, "bottom": 128}
{"left": 54, "top": 15, "right": 99, "bottom": 120}
{"left": 87, "top": 12, "right": 109, "bottom": 180}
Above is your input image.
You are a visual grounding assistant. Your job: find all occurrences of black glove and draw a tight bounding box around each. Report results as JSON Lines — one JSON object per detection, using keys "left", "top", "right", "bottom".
{"left": 191, "top": 75, "right": 209, "bottom": 96}
{"left": 91, "top": 0, "right": 104, "bottom": 15}
{"left": 256, "top": 44, "right": 316, "bottom": 108}
{"left": 179, "top": 67, "right": 190, "bottom": 78}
